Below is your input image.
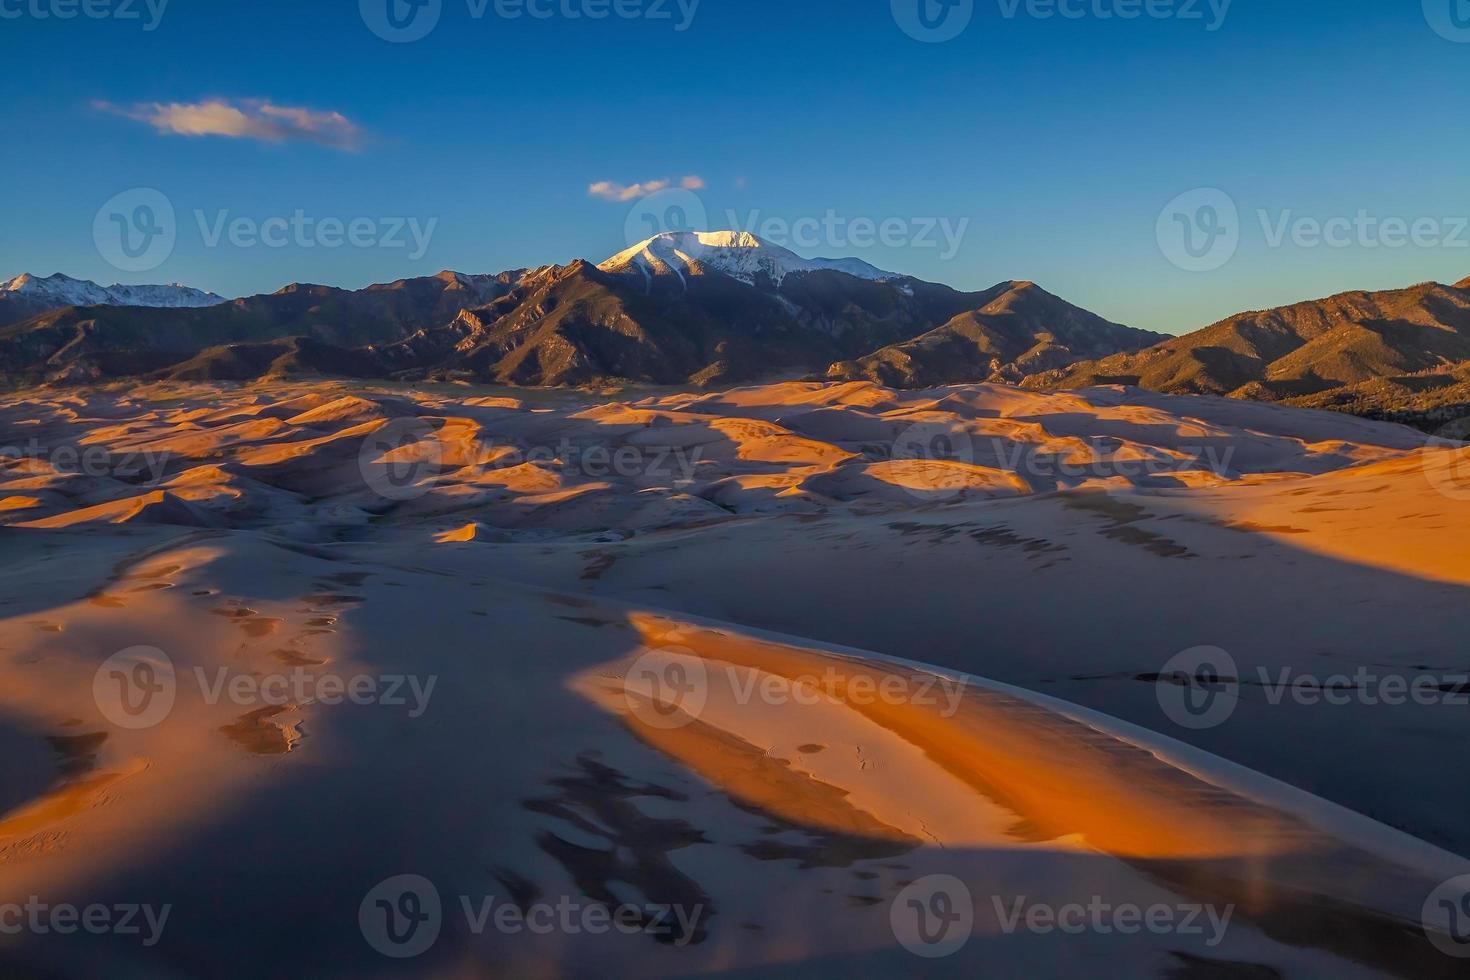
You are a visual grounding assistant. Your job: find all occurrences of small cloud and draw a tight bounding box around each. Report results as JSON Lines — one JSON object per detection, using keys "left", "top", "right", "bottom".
{"left": 94, "top": 98, "right": 365, "bottom": 151}
{"left": 588, "top": 175, "right": 706, "bottom": 202}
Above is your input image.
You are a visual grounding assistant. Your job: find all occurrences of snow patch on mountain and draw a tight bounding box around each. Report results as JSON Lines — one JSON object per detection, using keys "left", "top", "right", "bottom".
{"left": 2, "top": 273, "right": 228, "bottom": 310}
{"left": 599, "top": 231, "right": 898, "bottom": 288}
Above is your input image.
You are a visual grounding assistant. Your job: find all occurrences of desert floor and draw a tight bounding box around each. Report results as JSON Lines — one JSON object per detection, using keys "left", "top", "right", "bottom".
{"left": 1, "top": 379, "right": 1468, "bottom": 978}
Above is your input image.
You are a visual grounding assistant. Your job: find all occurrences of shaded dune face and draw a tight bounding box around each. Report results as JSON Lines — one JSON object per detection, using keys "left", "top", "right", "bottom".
{"left": 0, "top": 379, "right": 1467, "bottom": 977}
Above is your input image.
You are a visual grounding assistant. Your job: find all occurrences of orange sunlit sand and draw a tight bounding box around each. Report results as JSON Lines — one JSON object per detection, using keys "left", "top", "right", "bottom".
{"left": 1, "top": 379, "right": 1468, "bottom": 975}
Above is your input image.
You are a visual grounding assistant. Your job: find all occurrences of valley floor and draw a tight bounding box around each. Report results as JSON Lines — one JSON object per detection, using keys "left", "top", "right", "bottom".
{"left": 0, "top": 379, "right": 1468, "bottom": 977}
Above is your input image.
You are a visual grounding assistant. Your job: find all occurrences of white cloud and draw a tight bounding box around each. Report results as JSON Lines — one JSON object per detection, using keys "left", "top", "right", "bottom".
{"left": 588, "top": 175, "right": 705, "bottom": 202}
{"left": 95, "top": 98, "right": 364, "bottom": 151}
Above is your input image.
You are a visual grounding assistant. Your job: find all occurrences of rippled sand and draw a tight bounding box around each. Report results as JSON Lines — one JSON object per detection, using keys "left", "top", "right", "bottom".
{"left": 1, "top": 379, "right": 1467, "bottom": 977}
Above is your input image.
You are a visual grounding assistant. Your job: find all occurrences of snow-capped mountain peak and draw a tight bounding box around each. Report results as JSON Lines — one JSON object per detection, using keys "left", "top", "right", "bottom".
{"left": 1, "top": 273, "right": 228, "bottom": 310}
{"left": 598, "top": 231, "right": 898, "bottom": 288}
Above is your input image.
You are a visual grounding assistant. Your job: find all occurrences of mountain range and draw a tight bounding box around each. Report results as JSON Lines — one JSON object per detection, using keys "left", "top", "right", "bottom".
{"left": 0, "top": 273, "right": 225, "bottom": 326}
{"left": 1024, "top": 276, "right": 1470, "bottom": 429}
{"left": 0, "top": 233, "right": 1165, "bottom": 389}
{"left": 3, "top": 236, "right": 1468, "bottom": 429}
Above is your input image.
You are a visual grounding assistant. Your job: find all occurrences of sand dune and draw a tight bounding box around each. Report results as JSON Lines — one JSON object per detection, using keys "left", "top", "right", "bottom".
{"left": 0, "top": 379, "right": 1466, "bottom": 977}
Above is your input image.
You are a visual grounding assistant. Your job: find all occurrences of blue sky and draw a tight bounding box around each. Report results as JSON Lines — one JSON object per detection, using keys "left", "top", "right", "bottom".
{"left": 0, "top": 0, "right": 1467, "bottom": 334}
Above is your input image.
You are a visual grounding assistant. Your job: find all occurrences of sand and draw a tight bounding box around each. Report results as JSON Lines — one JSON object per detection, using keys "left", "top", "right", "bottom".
{"left": 0, "top": 378, "right": 1466, "bottom": 977}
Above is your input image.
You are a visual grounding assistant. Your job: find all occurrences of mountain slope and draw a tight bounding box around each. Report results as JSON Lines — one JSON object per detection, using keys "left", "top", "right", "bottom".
{"left": 374, "top": 259, "right": 995, "bottom": 387}
{"left": 0, "top": 270, "right": 525, "bottom": 385}
{"left": 1027, "top": 279, "right": 1470, "bottom": 402}
{"left": 0, "top": 235, "right": 1155, "bottom": 390}
{"left": 826, "top": 281, "right": 1166, "bottom": 387}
